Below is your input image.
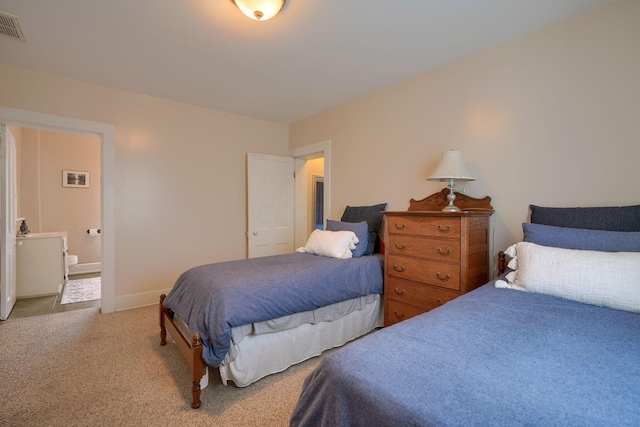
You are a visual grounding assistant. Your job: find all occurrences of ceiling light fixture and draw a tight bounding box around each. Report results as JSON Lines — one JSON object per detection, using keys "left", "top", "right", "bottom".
{"left": 231, "top": 0, "right": 286, "bottom": 21}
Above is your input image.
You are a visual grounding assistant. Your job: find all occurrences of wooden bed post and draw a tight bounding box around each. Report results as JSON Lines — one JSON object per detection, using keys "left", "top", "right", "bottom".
{"left": 191, "top": 334, "right": 203, "bottom": 409}
{"left": 159, "top": 293, "right": 205, "bottom": 409}
{"left": 160, "top": 294, "right": 167, "bottom": 346}
{"left": 498, "top": 251, "right": 506, "bottom": 275}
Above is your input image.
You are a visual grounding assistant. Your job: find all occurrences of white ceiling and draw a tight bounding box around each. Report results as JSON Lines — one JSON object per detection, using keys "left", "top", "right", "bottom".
{"left": 0, "top": 0, "right": 611, "bottom": 124}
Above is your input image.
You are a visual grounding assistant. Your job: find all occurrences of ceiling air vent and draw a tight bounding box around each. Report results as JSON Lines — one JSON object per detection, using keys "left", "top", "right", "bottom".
{"left": 0, "top": 11, "right": 25, "bottom": 41}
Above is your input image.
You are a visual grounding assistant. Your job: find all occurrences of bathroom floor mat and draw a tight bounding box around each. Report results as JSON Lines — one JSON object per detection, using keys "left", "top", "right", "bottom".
{"left": 61, "top": 277, "right": 101, "bottom": 304}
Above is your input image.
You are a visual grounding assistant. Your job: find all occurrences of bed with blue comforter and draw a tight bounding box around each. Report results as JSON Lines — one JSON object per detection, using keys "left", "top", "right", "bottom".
{"left": 163, "top": 252, "right": 383, "bottom": 367}
{"left": 160, "top": 203, "right": 388, "bottom": 408}
{"left": 290, "top": 204, "right": 640, "bottom": 426}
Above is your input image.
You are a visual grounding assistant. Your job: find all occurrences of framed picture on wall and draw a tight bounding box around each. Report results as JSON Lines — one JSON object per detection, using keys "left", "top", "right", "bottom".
{"left": 62, "top": 170, "right": 90, "bottom": 188}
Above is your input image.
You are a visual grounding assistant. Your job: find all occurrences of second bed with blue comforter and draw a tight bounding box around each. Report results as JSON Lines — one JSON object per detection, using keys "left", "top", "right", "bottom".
{"left": 290, "top": 281, "right": 640, "bottom": 426}
{"left": 290, "top": 203, "right": 640, "bottom": 426}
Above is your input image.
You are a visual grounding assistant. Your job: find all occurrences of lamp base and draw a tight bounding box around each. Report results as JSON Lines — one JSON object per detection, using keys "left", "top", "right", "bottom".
{"left": 441, "top": 182, "right": 461, "bottom": 212}
{"left": 441, "top": 204, "right": 461, "bottom": 212}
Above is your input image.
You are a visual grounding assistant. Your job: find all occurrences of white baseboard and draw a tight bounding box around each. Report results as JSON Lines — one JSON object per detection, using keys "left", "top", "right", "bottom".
{"left": 115, "top": 287, "right": 173, "bottom": 311}
{"left": 68, "top": 262, "right": 101, "bottom": 276}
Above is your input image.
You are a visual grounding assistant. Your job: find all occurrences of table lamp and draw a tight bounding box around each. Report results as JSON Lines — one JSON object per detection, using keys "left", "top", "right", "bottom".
{"left": 427, "top": 150, "right": 475, "bottom": 212}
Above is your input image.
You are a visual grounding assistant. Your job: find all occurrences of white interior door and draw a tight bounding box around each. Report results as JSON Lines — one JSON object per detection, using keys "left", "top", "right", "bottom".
{"left": 1, "top": 125, "right": 18, "bottom": 320}
{"left": 247, "top": 153, "right": 294, "bottom": 258}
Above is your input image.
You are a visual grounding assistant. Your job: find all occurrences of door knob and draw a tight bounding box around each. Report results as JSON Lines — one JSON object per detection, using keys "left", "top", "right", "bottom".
{"left": 252, "top": 231, "right": 258, "bottom": 236}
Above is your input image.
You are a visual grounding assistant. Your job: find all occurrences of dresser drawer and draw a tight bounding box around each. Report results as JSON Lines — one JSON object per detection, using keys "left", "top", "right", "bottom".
{"left": 383, "top": 203, "right": 493, "bottom": 326}
{"left": 387, "top": 254, "right": 461, "bottom": 291}
{"left": 387, "top": 216, "right": 461, "bottom": 238}
{"left": 385, "top": 277, "right": 458, "bottom": 309}
{"left": 385, "top": 299, "right": 426, "bottom": 326}
{"left": 388, "top": 235, "right": 461, "bottom": 262}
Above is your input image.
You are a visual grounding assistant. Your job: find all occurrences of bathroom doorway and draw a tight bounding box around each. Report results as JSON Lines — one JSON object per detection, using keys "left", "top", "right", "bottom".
{"left": 7, "top": 127, "right": 102, "bottom": 319}
{"left": 0, "top": 106, "right": 116, "bottom": 317}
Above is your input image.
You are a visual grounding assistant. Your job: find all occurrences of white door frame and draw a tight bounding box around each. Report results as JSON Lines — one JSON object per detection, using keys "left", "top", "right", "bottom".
{"left": 0, "top": 106, "right": 116, "bottom": 314}
{"left": 290, "top": 140, "right": 331, "bottom": 248}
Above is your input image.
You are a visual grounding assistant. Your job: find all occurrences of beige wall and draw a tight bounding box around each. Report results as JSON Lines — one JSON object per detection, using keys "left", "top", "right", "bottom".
{"left": 1, "top": 0, "right": 637, "bottom": 305}
{"left": 0, "top": 64, "right": 288, "bottom": 302}
{"left": 18, "top": 128, "right": 101, "bottom": 263}
{"left": 290, "top": 0, "right": 640, "bottom": 265}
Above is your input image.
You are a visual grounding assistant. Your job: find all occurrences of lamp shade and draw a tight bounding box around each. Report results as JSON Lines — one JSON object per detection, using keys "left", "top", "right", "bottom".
{"left": 232, "top": 0, "right": 286, "bottom": 20}
{"left": 427, "top": 150, "right": 475, "bottom": 182}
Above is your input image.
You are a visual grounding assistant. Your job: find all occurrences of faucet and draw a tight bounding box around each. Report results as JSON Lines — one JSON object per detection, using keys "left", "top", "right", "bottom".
{"left": 16, "top": 218, "right": 29, "bottom": 237}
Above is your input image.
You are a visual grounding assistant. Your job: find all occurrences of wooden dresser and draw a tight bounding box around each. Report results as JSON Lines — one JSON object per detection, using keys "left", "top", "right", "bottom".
{"left": 382, "top": 189, "right": 493, "bottom": 326}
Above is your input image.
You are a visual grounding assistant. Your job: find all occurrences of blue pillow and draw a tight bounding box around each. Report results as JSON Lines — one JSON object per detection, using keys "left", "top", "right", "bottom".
{"left": 326, "top": 220, "right": 369, "bottom": 257}
{"left": 523, "top": 222, "right": 640, "bottom": 252}
{"left": 530, "top": 204, "right": 640, "bottom": 232}
{"left": 341, "top": 203, "right": 387, "bottom": 255}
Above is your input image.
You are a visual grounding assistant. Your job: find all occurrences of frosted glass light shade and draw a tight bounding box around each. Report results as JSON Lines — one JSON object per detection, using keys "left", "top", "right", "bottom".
{"left": 232, "top": 0, "right": 286, "bottom": 20}
{"left": 427, "top": 150, "right": 475, "bottom": 182}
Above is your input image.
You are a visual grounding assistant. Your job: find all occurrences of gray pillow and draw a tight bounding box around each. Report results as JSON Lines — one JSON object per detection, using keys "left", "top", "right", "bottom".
{"left": 341, "top": 203, "right": 387, "bottom": 255}
{"left": 326, "top": 220, "right": 369, "bottom": 257}
{"left": 530, "top": 204, "right": 640, "bottom": 232}
{"left": 523, "top": 222, "right": 640, "bottom": 252}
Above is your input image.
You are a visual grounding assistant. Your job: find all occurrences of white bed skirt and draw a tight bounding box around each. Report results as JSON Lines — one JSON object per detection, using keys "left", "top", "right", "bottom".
{"left": 219, "top": 294, "right": 382, "bottom": 387}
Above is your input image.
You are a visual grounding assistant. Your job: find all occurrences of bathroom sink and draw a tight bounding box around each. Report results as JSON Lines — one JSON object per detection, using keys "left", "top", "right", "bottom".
{"left": 18, "top": 232, "right": 67, "bottom": 238}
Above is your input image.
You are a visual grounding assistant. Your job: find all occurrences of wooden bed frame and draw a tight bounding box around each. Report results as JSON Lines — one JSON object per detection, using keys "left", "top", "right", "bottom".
{"left": 159, "top": 294, "right": 204, "bottom": 408}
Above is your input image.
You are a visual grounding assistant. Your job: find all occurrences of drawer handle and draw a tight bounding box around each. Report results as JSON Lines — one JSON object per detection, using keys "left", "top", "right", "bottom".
{"left": 393, "top": 287, "right": 405, "bottom": 295}
{"left": 394, "top": 243, "right": 406, "bottom": 250}
{"left": 437, "top": 224, "right": 452, "bottom": 232}
{"left": 437, "top": 298, "right": 442, "bottom": 305}
{"left": 393, "top": 264, "right": 405, "bottom": 272}
{"left": 437, "top": 247, "right": 452, "bottom": 255}
{"left": 393, "top": 311, "right": 406, "bottom": 319}
{"left": 436, "top": 272, "right": 451, "bottom": 281}
{"left": 394, "top": 223, "right": 406, "bottom": 229}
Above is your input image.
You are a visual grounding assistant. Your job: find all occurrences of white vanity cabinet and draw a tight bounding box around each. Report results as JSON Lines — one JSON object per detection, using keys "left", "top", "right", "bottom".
{"left": 16, "top": 232, "right": 68, "bottom": 298}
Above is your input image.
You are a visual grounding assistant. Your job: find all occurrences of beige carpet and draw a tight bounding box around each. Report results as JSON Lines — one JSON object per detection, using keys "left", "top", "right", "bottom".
{"left": 0, "top": 304, "right": 329, "bottom": 426}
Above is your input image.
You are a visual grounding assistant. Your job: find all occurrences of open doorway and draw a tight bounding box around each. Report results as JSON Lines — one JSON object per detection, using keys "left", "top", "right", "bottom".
{"left": 313, "top": 175, "right": 324, "bottom": 230}
{"left": 290, "top": 140, "right": 331, "bottom": 249}
{"left": 0, "top": 106, "right": 116, "bottom": 316}
{"left": 7, "top": 127, "right": 101, "bottom": 319}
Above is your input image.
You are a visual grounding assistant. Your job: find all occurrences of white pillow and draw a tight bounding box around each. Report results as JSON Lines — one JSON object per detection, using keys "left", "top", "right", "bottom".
{"left": 495, "top": 241, "right": 640, "bottom": 313}
{"left": 296, "top": 230, "right": 358, "bottom": 259}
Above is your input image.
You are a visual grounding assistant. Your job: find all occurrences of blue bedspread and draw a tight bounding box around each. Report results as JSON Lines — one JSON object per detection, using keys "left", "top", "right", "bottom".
{"left": 290, "top": 282, "right": 640, "bottom": 427}
{"left": 163, "top": 253, "right": 383, "bottom": 367}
